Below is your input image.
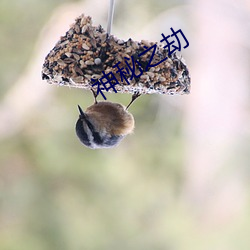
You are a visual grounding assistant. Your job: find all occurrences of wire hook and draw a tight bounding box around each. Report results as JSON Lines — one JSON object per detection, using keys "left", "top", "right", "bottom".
{"left": 107, "top": 0, "right": 115, "bottom": 35}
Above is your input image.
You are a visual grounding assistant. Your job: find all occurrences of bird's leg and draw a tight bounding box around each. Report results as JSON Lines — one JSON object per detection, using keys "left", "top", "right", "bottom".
{"left": 91, "top": 89, "right": 98, "bottom": 104}
{"left": 126, "top": 92, "right": 141, "bottom": 110}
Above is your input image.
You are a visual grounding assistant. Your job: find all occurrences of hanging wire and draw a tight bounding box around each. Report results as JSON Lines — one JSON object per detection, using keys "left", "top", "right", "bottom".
{"left": 107, "top": 0, "right": 115, "bottom": 35}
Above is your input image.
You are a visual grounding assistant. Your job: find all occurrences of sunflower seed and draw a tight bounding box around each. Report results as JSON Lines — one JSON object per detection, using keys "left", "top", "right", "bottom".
{"left": 85, "top": 60, "right": 94, "bottom": 65}
{"left": 82, "top": 43, "right": 90, "bottom": 50}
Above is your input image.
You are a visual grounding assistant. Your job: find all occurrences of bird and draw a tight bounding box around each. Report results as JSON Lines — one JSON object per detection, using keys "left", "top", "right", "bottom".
{"left": 75, "top": 91, "right": 140, "bottom": 149}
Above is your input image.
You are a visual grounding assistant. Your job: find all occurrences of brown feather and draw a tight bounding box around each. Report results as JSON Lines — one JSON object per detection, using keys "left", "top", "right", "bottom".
{"left": 85, "top": 102, "right": 134, "bottom": 135}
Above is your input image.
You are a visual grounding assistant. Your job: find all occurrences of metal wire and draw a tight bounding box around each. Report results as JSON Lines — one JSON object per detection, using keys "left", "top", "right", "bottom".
{"left": 107, "top": 0, "right": 115, "bottom": 34}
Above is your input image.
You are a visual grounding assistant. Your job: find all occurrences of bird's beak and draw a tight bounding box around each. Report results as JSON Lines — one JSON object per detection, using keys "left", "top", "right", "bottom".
{"left": 77, "top": 105, "right": 86, "bottom": 119}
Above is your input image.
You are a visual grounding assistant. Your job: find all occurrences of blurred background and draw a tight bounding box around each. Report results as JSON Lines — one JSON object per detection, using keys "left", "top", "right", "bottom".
{"left": 1, "top": 0, "right": 250, "bottom": 249}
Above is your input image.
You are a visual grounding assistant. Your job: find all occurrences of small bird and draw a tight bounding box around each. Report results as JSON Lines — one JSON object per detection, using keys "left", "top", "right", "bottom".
{"left": 75, "top": 91, "right": 140, "bottom": 149}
